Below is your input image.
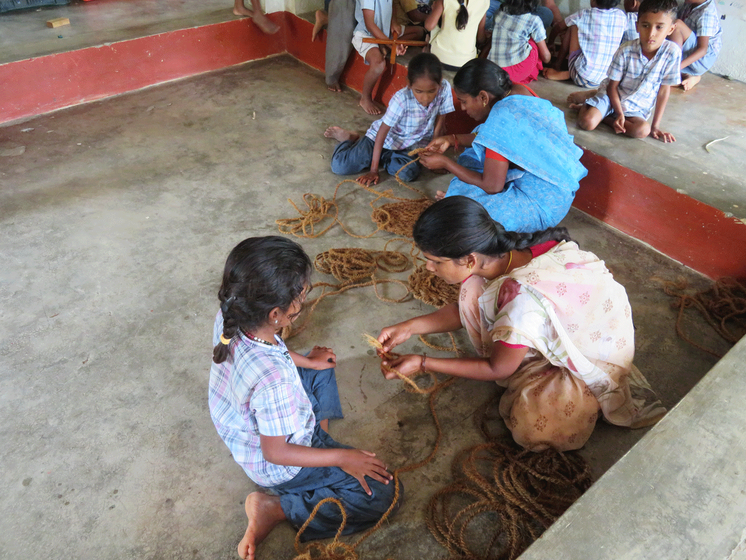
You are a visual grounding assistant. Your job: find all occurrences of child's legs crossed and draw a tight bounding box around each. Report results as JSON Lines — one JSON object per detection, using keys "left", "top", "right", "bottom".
{"left": 297, "top": 366, "right": 344, "bottom": 422}
{"left": 331, "top": 135, "right": 375, "bottom": 174}
{"left": 270, "top": 427, "right": 401, "bottom": 541}
{"left": 381, "top": 149, "right": 420, "bottom": 181}
{"left": 618, "top": 115, "right": 650, "bottom": 138}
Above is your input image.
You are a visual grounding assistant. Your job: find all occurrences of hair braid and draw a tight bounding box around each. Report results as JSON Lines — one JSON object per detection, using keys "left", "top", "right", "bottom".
{"left": 456, "top": 0, "right": 469, "bottom": 30}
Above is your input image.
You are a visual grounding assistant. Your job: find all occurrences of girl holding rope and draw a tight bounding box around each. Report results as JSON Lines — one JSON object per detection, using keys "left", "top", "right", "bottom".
{"left": 377, "top": 197, "right": 666, "bottom": 451}
{"left": 209, "top": 236, "right": 398, "bottom": 560}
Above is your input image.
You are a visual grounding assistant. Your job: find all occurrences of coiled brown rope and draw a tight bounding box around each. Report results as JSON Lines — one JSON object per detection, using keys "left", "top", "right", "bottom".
{"left": 659, "top": 276, "right": 746, "bottom": 357}
{"left": 426, "top": 394, "right": 592, "bottom": 560}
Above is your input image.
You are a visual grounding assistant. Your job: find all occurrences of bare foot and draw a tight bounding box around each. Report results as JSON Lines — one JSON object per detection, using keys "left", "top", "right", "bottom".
{"left": 359, "top": 96, "right": 384, "bottom": 115}
{"left": 435, "top": 190, "right": 446, "bottom": 201}
{"left": 237, "top": 492, "right": 286, "bottom": 560}
{"left": 566, "top": 89, "right": 595, "bottom": 106}
{"left": 543, "top": 68, "right": 570, "bottom": 81}
{"left": 324, "top": 126, "right": 359, "bottom": 143}
{"left": 681, "top": 74, "right": 701, "bottom": 91}
{"left": 327, "top": 82, "right": 343, "bottom": 92}
{"left": 252, "top": 12, "right": 280, "bottom": 34}
{"left": 312, "top": 10, "right": 328, "bottom": 41}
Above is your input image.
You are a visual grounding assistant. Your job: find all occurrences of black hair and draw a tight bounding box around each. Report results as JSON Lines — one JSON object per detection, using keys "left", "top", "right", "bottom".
{"left": 455, "top": 0, "right": 470, "bottom": 30}
{"left": 499, "top": 0, "right": 540, "bottom": 16}
{"left": 212, "top": 236, "right": 312, "bottom": 364}
{"left": 453, "top": 58, "right": 513, "bottom": 100}
{"left": 408, "top": 52, "right": 443, "bottom": 85}
{"left": 595, "top": 0, "right": 620, "bottom": 8}
{"left": 638, "top": 0, "right": 677, "bottom": 18}
{"left": 412, "top": 196, "right": 572, "bottom": 259}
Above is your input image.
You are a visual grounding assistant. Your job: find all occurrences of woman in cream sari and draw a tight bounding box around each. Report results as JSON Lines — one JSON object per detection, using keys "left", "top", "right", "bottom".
{"left": 377, "top": 196, "right": 665, "bottom": 451}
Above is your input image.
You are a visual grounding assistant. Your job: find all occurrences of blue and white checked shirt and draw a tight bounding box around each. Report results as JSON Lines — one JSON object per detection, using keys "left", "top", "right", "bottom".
{"left": 565, "top": 8, "right": 627, "bottom": 87}
{"left": 622, "top": 11, "right": 639, "bottom": 43}
{"left": 365, "top": 79, "right": 455, "bottom": 150}
{"left": 208, "top": 311, "right": 315, "bottom": 487}
{"left": 604, "top": 39, "right": 681, "bottom": 118}
{"left": 489, "top": 11, "right": 546, "bottom": 68}
{"left": 679, "top": 0, "right": 722, "bottom": 56}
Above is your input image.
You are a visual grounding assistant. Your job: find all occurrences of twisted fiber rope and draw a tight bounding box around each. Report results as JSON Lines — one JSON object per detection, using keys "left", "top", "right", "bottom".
{"left": 277, "top": 149, "right": 430, "bottom": 241}
{"left": 409, "top": 264, "right": 461, "bottom": 308}
{"left": 659, "top": 277, "right": 746, "bottom": 357}
{"left": 425, "top": 395, "right": 592, "bottom": 560}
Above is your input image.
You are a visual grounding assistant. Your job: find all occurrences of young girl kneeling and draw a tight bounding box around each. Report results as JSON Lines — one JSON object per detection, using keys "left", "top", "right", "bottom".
{"left": 324, "top": 52, "right": 455, "bottom": 186}
{"left": 209, "top": 236, "right": 399, "bottom": 560}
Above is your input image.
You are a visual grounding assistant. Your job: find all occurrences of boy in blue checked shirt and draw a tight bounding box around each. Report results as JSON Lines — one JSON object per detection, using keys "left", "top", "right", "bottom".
{"left": 570, "top": 0, "right": 680, "bottom": 143}
{"left": 325, "top": 53, "right": 454, "bottom": 185}
{"left": 543, "top": 0, "right": 627, "bottom": 88}
{"left": 668, "top": 0, "right": 722, "bottom": 91}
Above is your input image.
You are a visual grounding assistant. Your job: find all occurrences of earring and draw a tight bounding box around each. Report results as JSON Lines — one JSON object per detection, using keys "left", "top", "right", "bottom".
{"left": 467, "top": 262, "right": 472, "bottom": 272}
{"left": 483, "top": 101, "right": 487, "bottom": 107}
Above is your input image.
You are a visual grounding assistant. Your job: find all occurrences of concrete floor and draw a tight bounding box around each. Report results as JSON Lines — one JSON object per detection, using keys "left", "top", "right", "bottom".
{"left": 0, "top": 56, "right": 728, "bottom": 559}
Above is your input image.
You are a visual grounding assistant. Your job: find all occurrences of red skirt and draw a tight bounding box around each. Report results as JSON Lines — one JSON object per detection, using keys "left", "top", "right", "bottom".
{"left": 503, "top": 39, "right": 542, "bottom": 85}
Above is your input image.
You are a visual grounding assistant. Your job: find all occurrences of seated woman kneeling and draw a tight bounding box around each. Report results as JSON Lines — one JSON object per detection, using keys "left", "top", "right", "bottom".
{"left": 377, "top": 197, "right": 666, "bottom": 451}
{"left": 420, "top": 59, "right": 587, "bottom": 233}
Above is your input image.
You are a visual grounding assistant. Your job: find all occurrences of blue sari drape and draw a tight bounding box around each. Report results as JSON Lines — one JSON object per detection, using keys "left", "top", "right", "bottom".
{"left": 446, "top": 95, "right": 587, "bottom": 233}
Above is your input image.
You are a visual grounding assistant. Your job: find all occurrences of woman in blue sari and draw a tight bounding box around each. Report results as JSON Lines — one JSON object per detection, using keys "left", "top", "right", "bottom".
{"left": 420, "top": 59, "right": 587, "bottom": 233}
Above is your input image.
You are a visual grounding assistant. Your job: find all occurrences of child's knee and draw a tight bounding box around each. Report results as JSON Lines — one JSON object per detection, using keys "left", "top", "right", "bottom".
{"left": 371, "top": 477, "right": 403, "bottom": 514}
{"left": 393, "top": 161, "right": 420, "bottom": 182}
{"left": 366, "top": 51, "right": 386, "bottom": 74}
{"left": 577, "top": 107, "right": 599, "bottom": 131}
{"left": 628, "top": 120, "right": 651, "bottom": 139}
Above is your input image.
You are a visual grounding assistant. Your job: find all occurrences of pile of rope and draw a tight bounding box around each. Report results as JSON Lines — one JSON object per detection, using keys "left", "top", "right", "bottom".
{"left": 426, "top": 395, "right": 592, "bottom": 560}
{"left": 660, "top": 276, "right": 746, "bottom": 357}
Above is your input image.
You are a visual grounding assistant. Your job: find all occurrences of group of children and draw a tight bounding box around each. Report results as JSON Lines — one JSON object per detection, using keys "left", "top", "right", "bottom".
{"left": 213, "top": 0, "right": 725, "bottom": 557}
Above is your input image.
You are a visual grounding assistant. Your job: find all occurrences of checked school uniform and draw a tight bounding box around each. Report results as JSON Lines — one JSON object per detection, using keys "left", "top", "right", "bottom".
{"left": 585, "top": 39, "right": 681, "bottom": 120}
{"left": 565, "top": 8, "right": 627, "bottom": 88}
{"left": 622, "top": 11, "right": 638, "bottom": 43}
{"left": 331, "top": 79, "right": 455, "bottom": 181}
{"left": 488, "top": 11, "right": 546, "bottom": 84}
{"left": 208, "top": 311, "right": 400, "bottom": 541}
{"left": 678, "top": 0, "right": 722, "bottom": 76}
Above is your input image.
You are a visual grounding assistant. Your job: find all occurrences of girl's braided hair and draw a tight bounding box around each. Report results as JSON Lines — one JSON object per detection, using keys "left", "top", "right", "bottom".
{"left": 456, "top": 0, "right": 470, "bottom": 30}
{"left": 212, "top": 236, "right": 312, "bottom": 364}
{"left": 413, "top": 196, "right": 571, "bottom": 259}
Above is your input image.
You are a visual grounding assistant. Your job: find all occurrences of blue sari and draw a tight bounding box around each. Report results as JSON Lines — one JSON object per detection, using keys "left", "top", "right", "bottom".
{"left": 446, "top": 95, "right": 587, "bottom": 233}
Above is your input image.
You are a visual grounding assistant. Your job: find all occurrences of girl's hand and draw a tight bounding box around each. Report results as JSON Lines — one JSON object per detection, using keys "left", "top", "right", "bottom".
{"left": 306, "top": 346, "right": 336, "bottom": 368}
{"left": 651, "top": 126, "right": 675, "bottom": 143}
{"left": 419, "top": 151, "right": 450, "bottom": 170}
{"left": 358, "top": 170, "right": 380, "bottom": 186}
{"left": 377, "top": 323, "right": 412, "bottom": 354}
{"left": 613, "top": 114, "right": 626, "bottom": 134}
{"left": 338, "top": 449, "right": 393, "bottom": 495}
{"left": 425, "top": 136, "right": 451, "bottom": 154}
{"left": 381, "top": 354, "right": 422, "bottom": 380}
{"left": 396, "top": 44, "right": 407, "bottom": 56}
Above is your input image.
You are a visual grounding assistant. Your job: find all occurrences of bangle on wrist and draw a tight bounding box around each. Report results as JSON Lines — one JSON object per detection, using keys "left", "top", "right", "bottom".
{"left": 420, "top": 353, "right": 427, "bottom": 372}
{"left": 451, "top": 134, "right": 459, "bottom": 151}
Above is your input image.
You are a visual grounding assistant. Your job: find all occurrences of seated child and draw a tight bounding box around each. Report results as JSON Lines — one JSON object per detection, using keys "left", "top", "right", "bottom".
{"left": 622, "top": 0, "right": 640, "bottom": 42}
{"left": 543, "top": 0, "right": 627, "bottom": 89}
{"left": 352, "top": 0, "right": 424, "bottom": 114}
{"left": 426, "top": 0, "right": 490, "bottom": 70}
{"left": 668, "top": 0, "right": 722, "bottom": 91}
{"left": 487, "top": 0, "right": 551, "bottom": 85}
{"left": 572, "top": 0, "right": 680, "bottom": 143}
{"left": 394, "top": 0, "right": 430, "bottom": 28}
{"left": 325, "top": 53, "right": 455, "bottom": 186}
{"left": 209, "top": 236, "right": 399, "bottom": 560}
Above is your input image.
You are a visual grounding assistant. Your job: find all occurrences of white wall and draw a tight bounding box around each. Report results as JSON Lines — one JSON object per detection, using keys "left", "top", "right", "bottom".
{"left": 555, "top": 0, "right": 745, "bottom": 82}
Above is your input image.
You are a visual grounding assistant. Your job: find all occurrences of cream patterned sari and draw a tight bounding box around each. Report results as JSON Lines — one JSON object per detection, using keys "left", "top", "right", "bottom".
{"left": 459, "top": 241, "right": 666, "bottom": 451}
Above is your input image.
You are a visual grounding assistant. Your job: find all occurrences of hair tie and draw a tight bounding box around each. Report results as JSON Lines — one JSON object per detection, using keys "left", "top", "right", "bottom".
{"left": 219, "top": 333, "right": 233, "bottom": 346}
{"left": 220, "top": 295, "right": 236, "bottom": 315}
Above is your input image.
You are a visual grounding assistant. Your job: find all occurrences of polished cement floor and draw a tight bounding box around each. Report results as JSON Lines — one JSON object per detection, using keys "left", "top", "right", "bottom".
{"left": 0, "top": 55, "right": 728, "bottom": 559}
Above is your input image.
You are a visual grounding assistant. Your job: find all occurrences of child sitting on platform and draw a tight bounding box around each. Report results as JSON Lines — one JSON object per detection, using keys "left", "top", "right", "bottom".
{"left": 668, "top": 0, "right": 722, "bottom": 91}
{"left": 352, "top": 0, "right": 425, "bottom": 114}
{"left": 487, "top": 0, "right": 551, "bottom": 85}
{"left": 209, "top": 236, "right": 399, "bottom": 560}
{"left": 325, "top": 53, "right": 455, "bottom": 186}
{"left": 425, "top": 0, "right": 490, "bottom": 71}
{"left": 543, "top": 0, "right": 627, "bottom": 89}
{"left": 571, "top": 0, "right": 680, "bottom": 143}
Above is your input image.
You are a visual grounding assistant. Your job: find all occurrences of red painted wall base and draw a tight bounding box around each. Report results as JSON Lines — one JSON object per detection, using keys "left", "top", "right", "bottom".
{"left": 2, "top": 12, "right": 744, "bottom": 280}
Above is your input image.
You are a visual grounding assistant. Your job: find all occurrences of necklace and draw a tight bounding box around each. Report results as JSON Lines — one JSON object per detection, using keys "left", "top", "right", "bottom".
{"left": 503, "top": 251, "right": 513, "bottom": 276}
{"left": 243, "top": 330, "right": 275, "bottom": 346}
